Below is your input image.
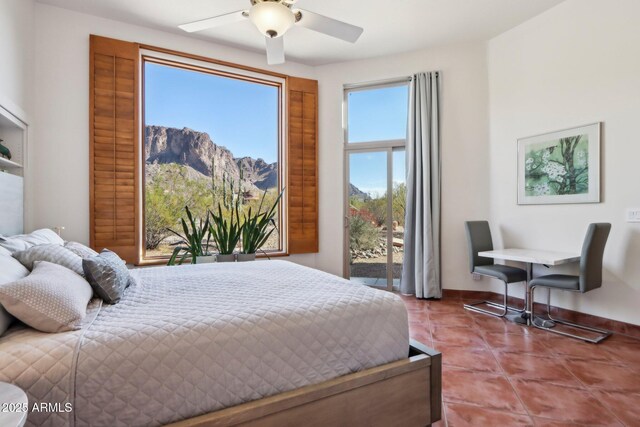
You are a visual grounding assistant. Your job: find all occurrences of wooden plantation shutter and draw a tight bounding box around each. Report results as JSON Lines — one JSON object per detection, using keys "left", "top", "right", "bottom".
{"left": 287, "top": 77, "right": 319, "bottom": 254}
{"left": 89, "top": 35, "right": 140, "bottom": 263}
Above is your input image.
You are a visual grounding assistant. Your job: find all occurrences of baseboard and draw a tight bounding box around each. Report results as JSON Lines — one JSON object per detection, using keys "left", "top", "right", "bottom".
{"left": 442, "top": 289, "right": 640, "bottom": 340}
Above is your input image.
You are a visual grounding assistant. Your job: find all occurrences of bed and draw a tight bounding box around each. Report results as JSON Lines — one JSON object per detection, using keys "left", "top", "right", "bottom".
{"left": 0, "top": 260, "right": 441, "bottom": 426}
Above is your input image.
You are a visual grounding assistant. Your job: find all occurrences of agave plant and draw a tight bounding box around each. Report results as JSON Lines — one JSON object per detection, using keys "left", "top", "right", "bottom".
{"left": 207, "top": 166, "right": 246, "bottom": 256}
{"left": 208, "top": 204, "right": 242, "bottom": 255}
{"left": 167, "top": 206, "right": 211, "bottom": 265}
{"left": 240, "top": 188, "right": 284, "bottom": 255}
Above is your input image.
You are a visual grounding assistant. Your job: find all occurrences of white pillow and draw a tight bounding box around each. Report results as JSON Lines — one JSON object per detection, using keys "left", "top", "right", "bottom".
{"left": 0, "top": 254, "right": 30, "bottom": 284}
{"left": 0, "top": 254, "right": 30, "bottom": 336}
{"left": 0, "top": 261, "right": 93, "bottom": 333}
{"left": 0, "top": 229, "right": 64, "bottom": 253}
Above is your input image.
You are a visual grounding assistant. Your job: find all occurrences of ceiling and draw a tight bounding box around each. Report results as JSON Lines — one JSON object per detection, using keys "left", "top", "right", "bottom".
{"left": 36, "top": 0, "right": 564, "bottom": 66}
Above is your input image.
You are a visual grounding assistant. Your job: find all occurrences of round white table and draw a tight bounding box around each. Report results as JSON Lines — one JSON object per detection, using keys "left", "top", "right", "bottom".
{"left": 0, "top": 382, "right": 28, "bottom": 427}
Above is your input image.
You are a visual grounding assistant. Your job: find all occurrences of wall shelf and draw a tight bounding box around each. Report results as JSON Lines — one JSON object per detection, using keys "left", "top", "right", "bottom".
{"left": 0, "top": 103, "right": 28, "bottom": 235}
{"left": 0, "top": 103, "right": 27, "bottom": 178}
{"left": 0, "top": 157, "right": 22, "bottom": 170}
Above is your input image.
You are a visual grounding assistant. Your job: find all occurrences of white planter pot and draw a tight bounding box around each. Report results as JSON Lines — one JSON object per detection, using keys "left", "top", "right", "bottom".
{"left": 216, "top": 254, "right": 236, "bottom": 263}
{"left": 195, "top": 255, "right": 216, "bottom": 264}
{"left": 237, "top": 253, "right": 256, "bottom": 262}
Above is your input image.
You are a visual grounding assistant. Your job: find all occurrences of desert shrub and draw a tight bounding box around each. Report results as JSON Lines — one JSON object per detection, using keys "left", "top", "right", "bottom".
{"left": 349, "top": 214, "right": 379, "bottom": 262}
{"left": 145, "top": 184, "right": 175, "bottom": 250}
{"left": 355, "top": 207, "right": 377, "bottom": 224}
{"left": 145, "top": 164, "right": 212, "bottom": 250}
{"left": 366, "top": 197, "right": 387, "bottom": 226}
{"left": 145, "top": 163, "right": 283, "bottom": 251}
{"left": 392, "top": 182, "right": 406, "bottom": 227}
{"left": 349, "top": 195, "right": 365, "bottom": 210}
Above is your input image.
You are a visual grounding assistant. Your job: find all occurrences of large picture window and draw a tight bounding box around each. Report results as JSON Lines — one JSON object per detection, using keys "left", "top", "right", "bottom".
{"left": 142, "top": 56, "right": 285, "bottom": 260}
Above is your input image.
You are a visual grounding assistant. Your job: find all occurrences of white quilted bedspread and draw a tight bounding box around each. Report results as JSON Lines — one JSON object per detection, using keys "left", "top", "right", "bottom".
{"left": 1, "top": 260, "right": 409, "bottom": 426}
{"left": 0, "top": 300, "right": 102, "bottom": 426}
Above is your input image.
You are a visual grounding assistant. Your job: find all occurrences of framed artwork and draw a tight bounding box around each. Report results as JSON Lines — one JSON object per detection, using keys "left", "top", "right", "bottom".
{"left": 517, "top": 123, "right": 601, "bottom": 205}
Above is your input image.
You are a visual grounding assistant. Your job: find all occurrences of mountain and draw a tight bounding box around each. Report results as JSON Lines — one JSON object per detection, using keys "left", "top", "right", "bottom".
{"left": 145, "top": 125, "right": 278, "bottom": 192}
{"left": 349, "top": 183, "right": 369, "bottom": 201}
{"left": 235, "top": 156, "right": 278, "bottom": 190}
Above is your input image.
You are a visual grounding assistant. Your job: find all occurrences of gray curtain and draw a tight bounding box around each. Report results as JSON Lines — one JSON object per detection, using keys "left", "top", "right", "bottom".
{"left": 400, "top": 72, "right": 441, "bottom": 298}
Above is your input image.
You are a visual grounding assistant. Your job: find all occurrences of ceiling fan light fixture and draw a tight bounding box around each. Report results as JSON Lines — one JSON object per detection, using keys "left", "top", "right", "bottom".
{"left": 249, "top": 1, "right": 295, "bottom": 38}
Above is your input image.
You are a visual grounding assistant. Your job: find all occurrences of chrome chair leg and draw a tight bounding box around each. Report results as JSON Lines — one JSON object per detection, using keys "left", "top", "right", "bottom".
{"left": 530, "top": 286, "right": 612, "bottom": 344}
{"left": 464, "top": 282, "right": 508, "bottom": 317}
{"left": 463, "top": 280, "right": 525, "bottom": 318}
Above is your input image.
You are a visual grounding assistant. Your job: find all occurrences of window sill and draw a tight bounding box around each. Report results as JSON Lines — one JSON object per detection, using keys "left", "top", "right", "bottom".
{"left": 136, "top": 252, "right": 289, "bottom": 267}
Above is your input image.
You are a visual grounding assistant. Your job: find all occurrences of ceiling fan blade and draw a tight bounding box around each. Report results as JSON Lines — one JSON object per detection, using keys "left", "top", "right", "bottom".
{"left": 265, "top": 36, "right": 285, "bottom": 65}
{"left": 295, "top": 9, "right": 363, "bottom": 43}
{"left": 179, "top": 10, "right": 247, "bottom": 33}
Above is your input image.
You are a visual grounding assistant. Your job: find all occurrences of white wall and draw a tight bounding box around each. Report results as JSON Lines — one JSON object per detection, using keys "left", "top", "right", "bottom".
{"left": 488, "top": 0, "right": 640, "bottom": 324}
{"left": 31, "top": 3, "right": 317, "bottom": 267}
{"left": 313, "top": 43, "right": 491, "bottom": 292}
{"left": 0, "top": 0, "right": 35, "bottom": 230}
{"left": 0, "top": 0, "right": 34, "bottom": 120}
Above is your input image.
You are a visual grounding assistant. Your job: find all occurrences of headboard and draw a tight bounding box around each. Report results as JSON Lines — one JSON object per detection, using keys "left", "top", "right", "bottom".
{"left": 0, "top": 172, "right": 23, "bottom": 236}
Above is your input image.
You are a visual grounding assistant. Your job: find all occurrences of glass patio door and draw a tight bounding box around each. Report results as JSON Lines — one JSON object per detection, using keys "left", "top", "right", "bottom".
{"left": 343, "top": 78, "right": 409, "bottom": 291}
{"left": 345, "top": 148, "right": 406, "bottom": 291}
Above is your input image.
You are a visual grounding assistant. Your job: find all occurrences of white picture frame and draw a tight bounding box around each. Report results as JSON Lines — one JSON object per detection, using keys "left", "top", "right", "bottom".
{"left": 517, "top": 123, "right": 601, "bottom": 205}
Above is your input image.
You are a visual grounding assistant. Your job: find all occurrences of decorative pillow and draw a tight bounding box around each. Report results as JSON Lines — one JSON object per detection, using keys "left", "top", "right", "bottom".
{"left": 0, "top": 261, "right": 93, "bottom": 333}
{"left": 83, "top": 250, "right": 131, "bottom": 304}
{"left": 0, "top": 306, "right": 12, "bottom": 336}
{"left": 64, "top": 241, "right": 99, "bottom": 259}
{"left": 13, "top": 244, "right": 84, "bottom": 276}
{"left": 0, "top": 229, "right": 64, "bottom": 253}
{"left": 0, "top": 254, "right": 30, "bottom": 336}
{"left": 0, "top": 253, "right": 30, "bottom": 284}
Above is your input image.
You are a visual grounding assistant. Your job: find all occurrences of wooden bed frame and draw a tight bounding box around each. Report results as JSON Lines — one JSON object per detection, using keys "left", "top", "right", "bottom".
{"left": 168, "top": 339, "right": 441, "bottom": 427}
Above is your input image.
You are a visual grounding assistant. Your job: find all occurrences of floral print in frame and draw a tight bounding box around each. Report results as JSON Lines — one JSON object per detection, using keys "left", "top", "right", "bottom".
{"left": 517, "top": 123, "right": 600, "bottom": 205}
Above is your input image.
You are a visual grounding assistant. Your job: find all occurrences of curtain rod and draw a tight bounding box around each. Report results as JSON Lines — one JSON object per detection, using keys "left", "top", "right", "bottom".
{"left": 343, "top": 76, "right": 411, "bottom": 90}
{"left": 343, "top": 72, "right": 439, "bottom": 90}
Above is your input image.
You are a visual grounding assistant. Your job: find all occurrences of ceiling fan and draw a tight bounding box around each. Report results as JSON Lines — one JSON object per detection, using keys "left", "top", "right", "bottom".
{"left": 179, "top": 0, "right": 364, "bottom": 65}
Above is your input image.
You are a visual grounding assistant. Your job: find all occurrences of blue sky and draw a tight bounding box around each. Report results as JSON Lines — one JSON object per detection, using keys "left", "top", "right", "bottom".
{"left": 145, "top": 62, "right": 279, "bottom": 163}
{"left": 349, "top": 150, "right": 406, "bottom": 197}
{"left": 145, "top": 62, "right": 408, "bottom": 193}
{"left": 348, "top": 85, "right": 408, "bottom": 143}
{"left": 348, "top": 85, "right": 409, "bottom": 195}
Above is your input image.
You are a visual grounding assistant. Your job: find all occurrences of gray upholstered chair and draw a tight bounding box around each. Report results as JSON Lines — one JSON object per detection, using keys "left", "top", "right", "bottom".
{"left": 528, "top": 223, "right": 612, "bottom": 343}
{"left": 463, "top": 221, "right": 527, "bottom": 318}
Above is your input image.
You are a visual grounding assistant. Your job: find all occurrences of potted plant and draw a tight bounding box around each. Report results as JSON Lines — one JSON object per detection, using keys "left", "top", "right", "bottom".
{"left": 166, "top": 206, "right": 214, "bottom": 266}
{"left": 0, "top": 139, "right": 12, "bottom": 160}
{"left": 238, "top": 189, "right": 284, "bottom": 261}
{"left": 208, "top": 204, "right": 242, "bottom": 262}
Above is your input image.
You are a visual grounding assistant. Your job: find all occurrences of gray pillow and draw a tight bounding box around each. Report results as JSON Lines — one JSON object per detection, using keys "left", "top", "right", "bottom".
{"left": 83, "top": 250, "right": 131, "bottom": 304}
{"left": 13, "top": 244, "right": 84, "bottom": 276}
{"left": 0, "top": 261, "right": 93, "bottom": 333}
{"left": 64, "top": 241, "right": 99, "bottom": 259}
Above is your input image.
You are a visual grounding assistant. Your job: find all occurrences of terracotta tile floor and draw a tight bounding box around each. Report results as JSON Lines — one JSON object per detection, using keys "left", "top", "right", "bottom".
{"left": 400, "top": 296, "right": 640, "bottom": 427}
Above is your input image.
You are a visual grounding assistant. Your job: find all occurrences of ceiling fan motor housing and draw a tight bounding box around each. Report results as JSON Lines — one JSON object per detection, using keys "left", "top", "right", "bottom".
{"left": 249, "top": 0, "right": 295, "bottom": 38}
